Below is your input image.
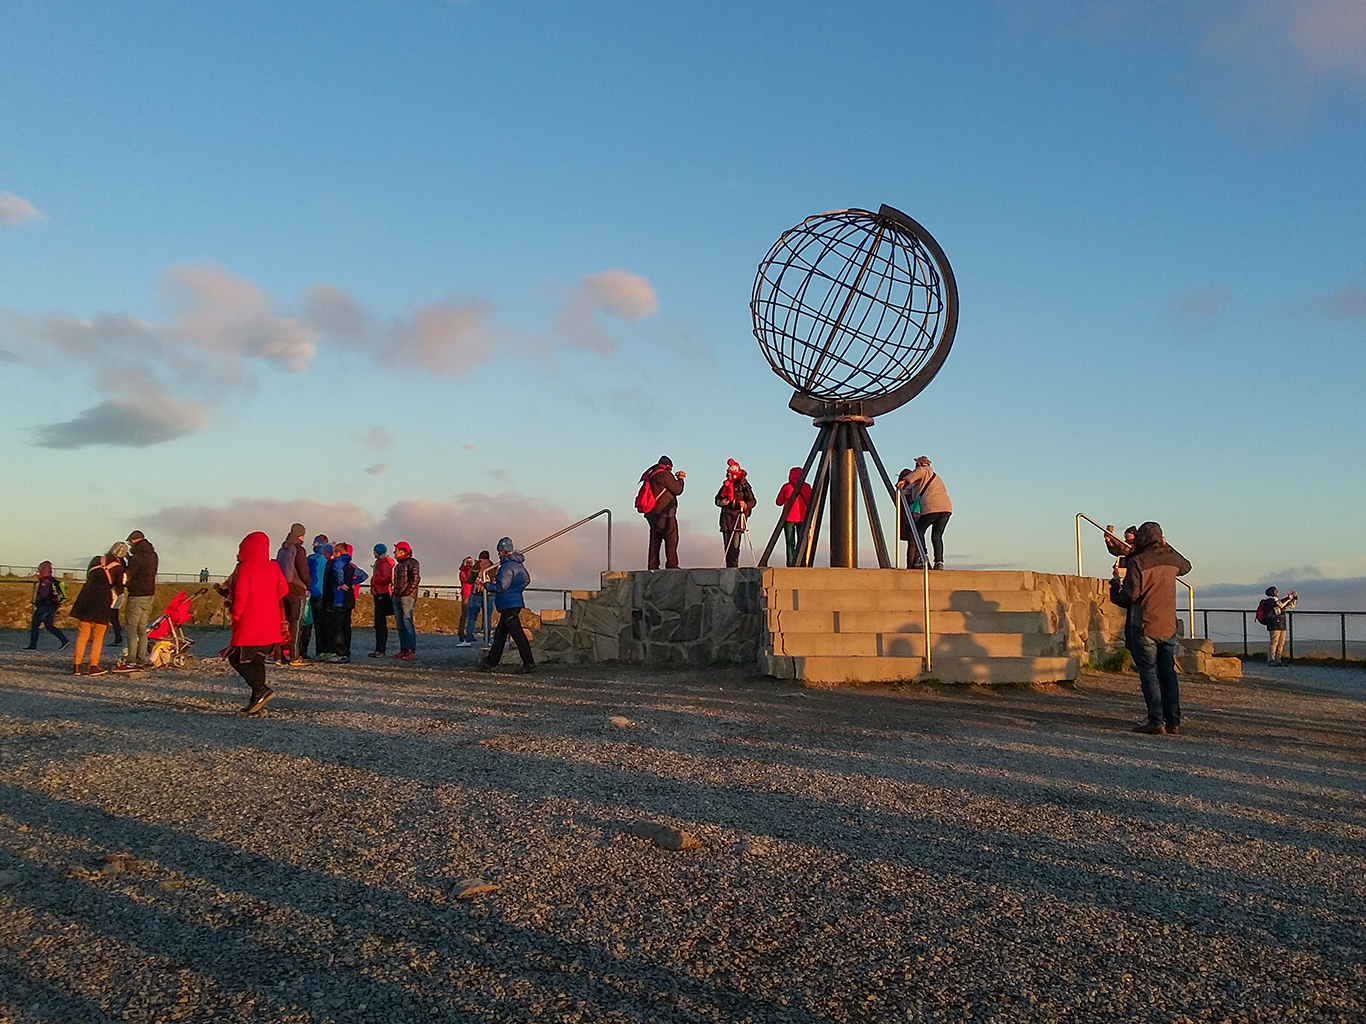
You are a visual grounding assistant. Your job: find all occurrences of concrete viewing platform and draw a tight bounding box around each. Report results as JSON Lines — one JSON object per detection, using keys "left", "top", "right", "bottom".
{"left": 530, "top": 567, "right": 1241, "bottom": 685}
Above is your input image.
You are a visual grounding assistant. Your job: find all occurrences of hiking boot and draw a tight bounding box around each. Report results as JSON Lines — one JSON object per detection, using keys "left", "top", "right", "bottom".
{"left": 112, "top": 663, "right": 136, "bottom": 673}
{"left": 87, "top": 665, "right": 109, "bottom": 677}
{"left": 334, "top": 656, "right": 350, "bottom": 664}
{"left": 1131, "top": 721, "right": 1165, "bottom": 735}
{"left": 400, "top": 651, "right": 416, "bottom": 661}
{"left": 391, "top": 652, "right": 405, "bottom": 660}
{"left": 243, "top": 688, "right": 275, "bottom": 714}
{"left": 72, "top": 664, "right": 83, "bottom": 675}
{"left": 59, "top": 638, "right": 70, "bottom": 650}
{"left": 1166, "top": 723, "right": 1181, "bottom": 736}
{"left": 289, "top": 658, "right": 307, "bottom": 666}
{"left": 477, "top": 658, "right": 494, "bottom": 672}
{"left": 515, "top": 663, "right": 537, "bottom": 674}
{"left": 368, "top": 651, "right": 384, "bottom": 658}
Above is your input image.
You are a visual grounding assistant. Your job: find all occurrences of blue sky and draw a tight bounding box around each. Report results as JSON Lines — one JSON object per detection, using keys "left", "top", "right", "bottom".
{"left": 2, "top": 1, "right": 1364, "bottom": 603}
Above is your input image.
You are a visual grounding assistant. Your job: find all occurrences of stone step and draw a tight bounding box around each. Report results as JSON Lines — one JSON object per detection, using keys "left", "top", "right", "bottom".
{"left": 767, "top": 588, "right": 1042, "bottom": 613}
{"left": 764, "top": 567, "right": 1040, "bottom": 591}
{"left": 767, "top": 608, "right": 1052, "bottom": 635}
{"left": 763, "top": 654, "right": 923, "bottom": 684}
{"left": 770, "top": 631, "right": 1063, "bottom": 659}
{"left": 766, "top": 653, "right": 1078, "bottom": 685}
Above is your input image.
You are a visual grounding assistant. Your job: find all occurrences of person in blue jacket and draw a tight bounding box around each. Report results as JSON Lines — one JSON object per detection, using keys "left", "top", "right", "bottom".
{"left": 327, "top": 542, "right": 368, "bottom": 663}
{"left": 478, "top": 537, "right": 535, "bottom": 674}
{"left": 304, "top": 537, "right": 332, "bottom": 659}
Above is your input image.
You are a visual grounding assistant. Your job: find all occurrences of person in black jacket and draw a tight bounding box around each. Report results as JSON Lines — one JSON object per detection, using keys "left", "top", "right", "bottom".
{"left": 1109, "top": 522, "right": 1192, "bottom": 735}
{"left": 118, "top": 530, "right": 159, "bottom": 671}
{"left": 641, "top": 455, "right": 686, "bottom": 570}
{"left": 714, "top": 459, "right": 756, "bottom": 568}
{"left": 24, "top": 561, "right": 69, "bottom": 651}
{"left": 1259, "top": 586, "right": 1298, "bottom": 665}
{"left": 71, "top": 551, "right": 121, "bottom": 676}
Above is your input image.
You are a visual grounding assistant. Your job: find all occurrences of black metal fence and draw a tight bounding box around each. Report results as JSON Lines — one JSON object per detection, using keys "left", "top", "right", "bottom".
{"left": 1183, "top": 608, "right": 1366, "bottom": 663}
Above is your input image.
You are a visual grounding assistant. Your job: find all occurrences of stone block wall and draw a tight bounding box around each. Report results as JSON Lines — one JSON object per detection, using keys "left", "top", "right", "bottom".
{"left": 1026, "top": 571, "right": 1128, "bottom": 663}
{"left": 532, "top": 569, "right": 764, "bottom": 666}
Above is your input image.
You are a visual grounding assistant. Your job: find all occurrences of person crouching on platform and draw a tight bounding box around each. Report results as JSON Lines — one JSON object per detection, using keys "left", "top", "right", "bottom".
{"left": 478, "top": 537, "right": 536, "bottom": 674}
{"left": 715, "top": 459, "right": 756, "bottom": 568}
{"left": 224, "top": 531, "right": 289, "bottom": 715}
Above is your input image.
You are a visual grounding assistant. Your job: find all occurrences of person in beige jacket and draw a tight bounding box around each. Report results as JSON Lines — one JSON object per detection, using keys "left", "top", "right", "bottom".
{"left": 897, "top": 456, "right": 952, "bottom": 569}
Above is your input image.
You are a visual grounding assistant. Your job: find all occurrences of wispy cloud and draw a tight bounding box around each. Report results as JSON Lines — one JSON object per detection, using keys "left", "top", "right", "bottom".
{"left": 553, "top": 269, "right": 659, "bottom": 354}
{"left": 0, "top": 191, "right": 45, "bottom": 227}
{"left": 1309, "top": 284, "right": 1366, "bottom": 319}
{"left": 364, "top": 462, "right": 389, "bottom": 476}
{"left": 1167, "top": 286, "right": 1232, "bottom": 323}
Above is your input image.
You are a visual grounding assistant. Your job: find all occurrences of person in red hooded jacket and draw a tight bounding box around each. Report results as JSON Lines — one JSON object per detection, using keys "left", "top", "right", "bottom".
{"left": 225, "top": 531, "right": 289, "bottom": 714}
{"left": 775, "top": 467, "right": 812, "bottom": 566}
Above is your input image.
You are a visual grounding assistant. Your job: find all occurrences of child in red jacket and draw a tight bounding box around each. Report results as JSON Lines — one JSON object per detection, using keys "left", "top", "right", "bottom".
{"left": 225, "top": 531, "right": 289, "bottom": 713}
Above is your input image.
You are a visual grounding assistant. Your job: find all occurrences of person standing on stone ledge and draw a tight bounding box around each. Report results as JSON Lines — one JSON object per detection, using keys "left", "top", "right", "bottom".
{"left": 715, "top": 459, "right": 756, "bottom": 568}
{"left": 896, "top": 457, "right": 952, "bottom": 569}
{"left": 775, "top": 467, "right": 812, "bottom": 567}
{"left": 1109, "top": 521, "right": 1192, "bottom": 736}
{"left": 640, "top": 455, "right": 686, "bottom": 570}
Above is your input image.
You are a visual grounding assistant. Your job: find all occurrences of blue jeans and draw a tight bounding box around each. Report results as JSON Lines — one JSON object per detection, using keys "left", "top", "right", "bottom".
{"left": 395, "top": 594, "right": 417, "bottom": 653}
{"left": 28, "top": 604, "right": 68, "bottom": 648}
{"left": 1132, "top": 634, "right": 1180, "bottom": 726}
{"left": 465, "top": 593, "right": 489, "bottom": 642}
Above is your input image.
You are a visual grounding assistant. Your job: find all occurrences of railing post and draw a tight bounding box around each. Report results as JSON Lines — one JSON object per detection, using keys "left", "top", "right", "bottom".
{"left": 1076, "top": 514, "right": 1084, "bottom": 576}
{"left": 1242, "top": 611, "right": 1248, "bottom": 658}
{"left": 1343, "top": 612, "right": 1348, "bottom": 663}
{"left": 1203, "top": 609, "right": 1208, "bottom": 642}
{"left": 1288, "top": 611, "right": 1294, "bottom": 662}
{"left": 606, "top": 511, "right": 612, "bottom": 572}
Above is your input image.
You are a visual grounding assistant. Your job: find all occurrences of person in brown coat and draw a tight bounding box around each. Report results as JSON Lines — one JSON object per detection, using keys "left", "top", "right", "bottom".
{"left": 897, "top": 456, "right": 952, "bottom": 569}
{"left": 641, "top": 455, "right": 686, "bottom": 570}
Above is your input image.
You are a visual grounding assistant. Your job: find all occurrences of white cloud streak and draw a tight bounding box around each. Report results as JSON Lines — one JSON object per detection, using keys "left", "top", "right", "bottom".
{"left": 0, "top": 191, "right": 44, "bottom": 227}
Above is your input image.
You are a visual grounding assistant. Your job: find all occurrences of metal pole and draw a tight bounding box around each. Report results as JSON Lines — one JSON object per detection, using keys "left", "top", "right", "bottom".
{"left": 829, "top": 422, "right": 858, "bottom": 568}
{"left": 606, "top": 511, "right": 611, "bottom": 572}
{"left": 1242, "top": 611, "right": 1248, "bottom": 658}
{"left": 850, "top": 427, "right": 890, "bottom": 568}
{"left": 1203, "top": 609, "right": 1208, "bottom": 642}
{"left": 1288, "top": 611, "right": 1294, "bottom": 662}
{"left": 1076, "top": 514, "right": 1084, "bottom": 577}
{"left": 1343, "top": 613, "right": 1348, "bottom": 663}
{"left": 483, "top": 592, "right": 491, "bottom": 645}
{"left": 799, "top": 426, "right": 838, "bottom": 567}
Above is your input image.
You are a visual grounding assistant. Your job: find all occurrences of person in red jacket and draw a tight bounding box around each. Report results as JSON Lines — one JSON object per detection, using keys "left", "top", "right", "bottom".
{"left": 775, "top": 467, "right": 812, "bottom": 567}
{"left": 370, "top": 543, "right": 397, "bottom": 657}
{"left": 225, "top": 531, "right": 289, "bottom": 714}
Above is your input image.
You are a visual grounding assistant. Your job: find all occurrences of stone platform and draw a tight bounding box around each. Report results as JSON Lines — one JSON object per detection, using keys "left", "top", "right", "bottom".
{"left": 530, "top": 566, "right": 1239, "bottom": 685}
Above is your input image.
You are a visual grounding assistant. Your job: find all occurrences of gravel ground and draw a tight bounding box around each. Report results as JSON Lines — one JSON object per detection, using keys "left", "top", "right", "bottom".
{"left": 1, "top": 629, "right": 1363, "bottom": 1023}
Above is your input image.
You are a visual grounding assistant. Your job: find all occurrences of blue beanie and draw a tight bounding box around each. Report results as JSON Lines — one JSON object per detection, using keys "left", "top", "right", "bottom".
{"left": 374, "top": 543, "right": 387, "bottom": 555}
{"left": 497, "top": 536, "right": 515, "bottom": 553}
{"left": 321, "top": 543, "right": 334, "bottom": 555}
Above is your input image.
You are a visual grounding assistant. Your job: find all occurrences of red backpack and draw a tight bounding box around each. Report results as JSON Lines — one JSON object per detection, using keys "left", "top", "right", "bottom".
{"left": 635, "top": 477, "right": 660, "bottom": 514}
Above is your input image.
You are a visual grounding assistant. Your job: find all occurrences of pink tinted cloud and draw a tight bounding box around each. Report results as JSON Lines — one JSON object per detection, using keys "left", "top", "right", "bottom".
{"left": 0, "top": 191, "right": 45, "bottom": 226}
{"left": 554, "top": 269, "right": 659, "bottom": 353}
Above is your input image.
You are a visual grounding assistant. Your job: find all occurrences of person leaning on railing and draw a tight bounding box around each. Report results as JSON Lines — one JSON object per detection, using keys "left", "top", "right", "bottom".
{"left": 896, "top": 456, "right": 952, "bottom": 570}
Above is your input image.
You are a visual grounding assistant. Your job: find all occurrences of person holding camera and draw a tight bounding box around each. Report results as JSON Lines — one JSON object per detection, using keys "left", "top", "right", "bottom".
{"left": 638, "top": 455, "right": 686, "bottom": 570}
{"left": 1258, "top": 587, "right": 1298, "bottom": 666}
{"left": 714, "top": 459, "right": 755, "bottom": 568}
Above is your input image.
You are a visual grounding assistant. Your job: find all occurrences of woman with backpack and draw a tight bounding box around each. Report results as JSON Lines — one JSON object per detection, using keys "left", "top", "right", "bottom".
{"left": 714, "top": 459, "right": 756, "bottom": 568}
{"left": 24, "top": 561, "right": 69, "bottom": 651}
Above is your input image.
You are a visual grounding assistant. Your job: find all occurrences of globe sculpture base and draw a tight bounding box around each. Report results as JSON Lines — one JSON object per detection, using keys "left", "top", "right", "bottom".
{"left": 758, "top": 409, "right": 902, "bottom": 569}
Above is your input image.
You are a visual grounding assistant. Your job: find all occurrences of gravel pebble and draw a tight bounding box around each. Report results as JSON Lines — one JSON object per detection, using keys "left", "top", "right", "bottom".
{"left": 0, "top": 629, "right": 1363, "bottom": 1022}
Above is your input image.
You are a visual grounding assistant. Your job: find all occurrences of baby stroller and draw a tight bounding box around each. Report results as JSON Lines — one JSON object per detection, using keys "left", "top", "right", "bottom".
{"left": 146, "top": 588, "right": 205, "bottom": 668}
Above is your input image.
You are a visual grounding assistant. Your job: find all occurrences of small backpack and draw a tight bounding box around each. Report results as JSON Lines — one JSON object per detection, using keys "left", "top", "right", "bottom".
{"left": 635, "top": 478, "right": 659, "bottom": 514}
{"left": 1255, "top": 598, "right": 1273, "bottom": 625}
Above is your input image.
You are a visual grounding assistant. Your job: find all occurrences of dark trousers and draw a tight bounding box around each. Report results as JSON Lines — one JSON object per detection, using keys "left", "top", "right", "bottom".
{"left": 311, "top": 597, "right": 332, "bottom": 655}
{"left": 110, "top": 606, "right": 123, "bottom": 646}
{"left": 28, "top": 605, "right": 67, "bottom": 648}
{"left": 282, "top": 591, "right": 305, "bottom": 660}
{"left": 1133, "top": 634, "right": 1180, "bottom": 727}
{"left": 228, "top": 645, "right": 271, "bottom": 696}
{"left": 333, "top": 607, "right": 352, "bottom": 659}
{"left": 783, "top": 522, "right": 801, "bottom": 566}
{"left": 723, "top": 529, "right": 742, "bottom": 568}
{"left": 647, "top": 514, "right": 679, "bottom": 570}
{"left": 373, "top": 594, "right": 393, "bottom": 653}
{"left": 487, "top": 607, "right": 533, "bottom": 667}
{"left": 914, "top": 511, "right": 951, "bottom": 566}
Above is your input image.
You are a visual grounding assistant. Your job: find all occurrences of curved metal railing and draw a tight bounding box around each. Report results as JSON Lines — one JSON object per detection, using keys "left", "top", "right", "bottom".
{"left": 522, "top": 509, "right": 612, "bottom": 571}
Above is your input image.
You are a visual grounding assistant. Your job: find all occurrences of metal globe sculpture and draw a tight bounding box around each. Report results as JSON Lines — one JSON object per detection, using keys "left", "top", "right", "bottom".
{"left": 752, "top": 205, "right": 957, "bottom": 416}
{"left": 753, "top": 205, "right": 958, "bottom": 569}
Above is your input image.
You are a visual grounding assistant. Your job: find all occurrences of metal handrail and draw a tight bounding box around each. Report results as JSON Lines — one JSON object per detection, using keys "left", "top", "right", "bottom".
{"left": 893, "top": 488, "right": 932, "bottom": 674}
{"left": 522, "top": 509, "right": 612, "bottom": 572}
{"left": 1075, "top": 513, "right": 1193, "bottom": 638}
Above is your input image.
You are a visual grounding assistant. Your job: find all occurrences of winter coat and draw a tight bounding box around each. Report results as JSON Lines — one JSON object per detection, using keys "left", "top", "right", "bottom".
{"left": 776, "top": 469, "right": 811, "bottom": 524}
{"left": 276, "top": 537, "right": 311, "bottom": 597}
{"left": 371, "top": 555, "right": 395, "bottom": 595}
{"left": 1260, "top": 594, "right": 1297, "bottom": 632}
{"left": 393, "top": 554, "right": 421, "bottom": 597}
{"left": 126, "top": 539, "right": 159, "bottom": 597}
{"left": 468, "top": 557, "right": 493, "bottom": 596}
{"left": 71, "top": 558, "right": 117, "bottom": 625}
{"left": 330, "top": 555, "right": 369, "bottom": 610}
{"left": 643, "top": 466, "right": 685, "bottom": 519}
{"left": 487, "top": 551, "right": 531, "bottom": 612}
{"left": 900, "top": 466, "right": 952, "bottom": 515}
{"left": 320, "top": 555, "right": 337, "bottom": 610}
{"left": 229, "top": 531, "right": 289, "bottom": 647}
{"left": 715, "top": 474, "right": 756, "bottom": 534}
{"left": 307, "top": 550, "right": 326, "bottom": 598}
{"left": 1109, "top": 523, "right": 1192, "bottom": 641}
{"left": 459, "top": 560, "right": 475, "bottom": 602}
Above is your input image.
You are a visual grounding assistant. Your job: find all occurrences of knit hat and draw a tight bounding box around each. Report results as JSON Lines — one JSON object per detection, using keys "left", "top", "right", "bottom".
{"left": 497, "top": 537, "right": 515, "bottom": 553}
{"left": 290, "top": 523, "right": 306, "bottom": 539}
{"left": 321, "top": 543, "right": 334, "bottom": 556}
{"left": 374, "top": 543, "right": 387, "bottom": 555}
{"left": 1266, "top": 587, "right": 1278, "bottom": 597}
{"left": 314, "top": 534, "right": 328, "bottom": 545}
{"left": 658, "top": 455, "right": 672, "bottom": 468}
{"left": 727, "top": 458, "right": 741, "bottom": 475}
{"left": 127, "top": 530, "right": 145, "bottom": 542}
{"left": 395, "top": 541, "right": 412, "bottom": 554}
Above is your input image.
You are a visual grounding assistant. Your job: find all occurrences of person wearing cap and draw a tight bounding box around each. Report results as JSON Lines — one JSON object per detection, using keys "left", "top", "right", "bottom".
{"left": 641, "top": 455, "right": 686, "bottom": 570}
{"left": 1109, "top": 522, "right": 1192, "bottom": 735}
{"left": 896, "top": 457, "right": 952, "bottom": 570}
{"left": 714, "top": 458, "right": 755, "bottom": 568}
{"left": 392, "top": 541, "right": 421, "bottom": 660}
{"left": 117, "top": 530, "right": 158, "bottom": 671}
{"left": 478, "top": 537, "right": 535, "bottom": 674}
{"left": 1258, "top": 586, "right": 1298, "bottom": 666}
{"left": 276, "top": 523, "right": 311, "bottom": 664}
{"left": 370, "top": 543, "right": 396, "bottom": 658}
